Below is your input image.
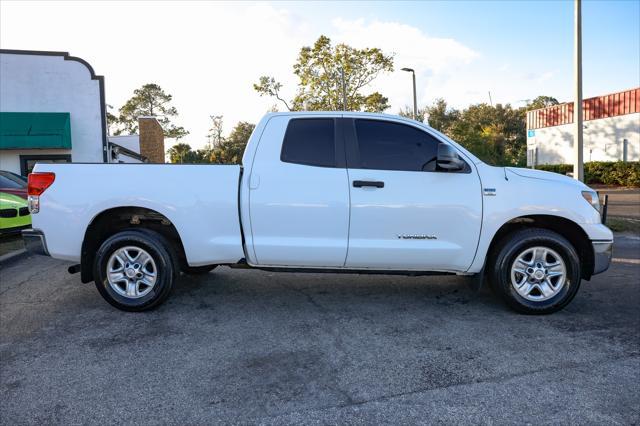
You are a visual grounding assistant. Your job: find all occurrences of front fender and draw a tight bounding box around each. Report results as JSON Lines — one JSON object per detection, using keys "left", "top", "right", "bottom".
{"left": 468, "top": 164, "right": 605, "bottom": 273}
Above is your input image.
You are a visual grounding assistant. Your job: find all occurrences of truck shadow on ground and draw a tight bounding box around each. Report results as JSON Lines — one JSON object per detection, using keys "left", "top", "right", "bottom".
{"left": 170, "top": 267, "right": 504, "bottom": 314}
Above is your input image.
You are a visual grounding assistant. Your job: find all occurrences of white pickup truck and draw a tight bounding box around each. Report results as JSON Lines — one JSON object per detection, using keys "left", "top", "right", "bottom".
{"left": 23, "top": 112, "right": 613, "bottom": 314}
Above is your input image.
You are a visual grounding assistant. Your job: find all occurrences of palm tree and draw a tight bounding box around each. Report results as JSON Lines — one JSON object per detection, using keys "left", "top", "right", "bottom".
{"left": 167, "top": 143, "right": 192, "bottom": 163}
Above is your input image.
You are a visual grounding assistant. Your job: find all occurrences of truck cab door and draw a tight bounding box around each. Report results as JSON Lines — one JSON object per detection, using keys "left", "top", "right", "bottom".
{"left": 343, "top": 117, "right": 482, "bottom": 272}
{"left": 247, "top": 115, "right": 350, "bottom": 267}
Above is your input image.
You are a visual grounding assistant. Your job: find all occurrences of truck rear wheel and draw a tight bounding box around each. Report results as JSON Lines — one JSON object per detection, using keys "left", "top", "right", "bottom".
{"left": 93, "top": 229, "right": 177, "bottom": 312}
{"left": 490, "top": 228, "right": 582, "bottom": 314}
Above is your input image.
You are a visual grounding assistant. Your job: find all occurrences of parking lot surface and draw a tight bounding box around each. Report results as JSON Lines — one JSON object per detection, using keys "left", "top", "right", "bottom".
{"left": 1, "top": 234, "right": 639, "bottom": 425}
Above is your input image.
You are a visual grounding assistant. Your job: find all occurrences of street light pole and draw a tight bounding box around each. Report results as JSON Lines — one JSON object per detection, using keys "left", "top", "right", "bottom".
{"left": 401, "top": 68, "right": 417, "bottom": 120}
{"left": 573, "top": 0, "right": 584, "bottom": 181}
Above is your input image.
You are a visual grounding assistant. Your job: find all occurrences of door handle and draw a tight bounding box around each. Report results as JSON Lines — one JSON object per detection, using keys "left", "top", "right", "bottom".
{"left": 353, "top": 180, "right": 384, "bottom": 188}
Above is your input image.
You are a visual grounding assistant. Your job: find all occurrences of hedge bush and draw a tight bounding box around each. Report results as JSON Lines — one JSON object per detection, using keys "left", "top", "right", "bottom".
{"left": 535, "top": 161, "right": 640, "bottom": 187}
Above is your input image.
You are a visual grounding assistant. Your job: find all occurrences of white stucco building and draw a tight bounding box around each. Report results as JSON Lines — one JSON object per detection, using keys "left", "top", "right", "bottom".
{"left": 0, "top": 49, "right": 148, "bottom": 175}
{"left": 526, "top": 88, "right": 639, "bottom": 166}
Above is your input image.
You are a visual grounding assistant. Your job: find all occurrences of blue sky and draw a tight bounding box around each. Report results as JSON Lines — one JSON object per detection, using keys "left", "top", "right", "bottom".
{"left": 284, "top": 0, "right": 640, "bottom": 100}
{"left": 1, "top": 1, "right": 638, "bottom": 148}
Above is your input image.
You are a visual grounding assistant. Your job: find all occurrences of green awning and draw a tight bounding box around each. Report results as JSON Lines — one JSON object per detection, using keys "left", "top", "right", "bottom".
{"left": 0, "top": 112, "right": 72, "bottom": 150}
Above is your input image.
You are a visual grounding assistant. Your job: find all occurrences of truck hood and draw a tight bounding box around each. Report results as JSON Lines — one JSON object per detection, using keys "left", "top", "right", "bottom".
{"left": 505, "top": 167, "right": 588, "bottom": 189}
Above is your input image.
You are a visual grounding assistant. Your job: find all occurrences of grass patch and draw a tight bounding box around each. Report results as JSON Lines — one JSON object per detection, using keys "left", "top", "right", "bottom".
{"left": 606, "top": 217, "right": 640, "bottom": 233}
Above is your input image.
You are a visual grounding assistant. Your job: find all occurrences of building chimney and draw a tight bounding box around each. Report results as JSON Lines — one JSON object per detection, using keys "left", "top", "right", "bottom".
{"left": 138, "top": 117, "right": 165, "bottom": 163}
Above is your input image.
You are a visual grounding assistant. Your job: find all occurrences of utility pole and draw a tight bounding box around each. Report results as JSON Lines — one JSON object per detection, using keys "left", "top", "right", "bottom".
{"left": 401, "top": 68, "right": 417, "bottom": 120}
{"left": 573, "top": 0, "right": 584, "bottom": 181}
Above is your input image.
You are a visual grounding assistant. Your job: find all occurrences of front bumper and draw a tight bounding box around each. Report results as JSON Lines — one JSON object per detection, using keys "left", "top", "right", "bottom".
{"left": 0, "top": 224, "right": 30, "bottom": 236}
{"left": 21, "top": 229, "right": 50, "bottom": 256}
{"left": 592, "top": 240, "right": 613, "bottom": 275}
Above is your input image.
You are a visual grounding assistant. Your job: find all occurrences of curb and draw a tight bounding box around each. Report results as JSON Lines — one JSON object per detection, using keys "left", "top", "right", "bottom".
{"left": 0, "top": 249, "right": 29, "bottom": 266}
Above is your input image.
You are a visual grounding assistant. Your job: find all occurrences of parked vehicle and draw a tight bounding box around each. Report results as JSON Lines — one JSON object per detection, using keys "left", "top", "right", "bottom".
{"left": 1, "top": 192, "right": 31, "bottom": 234}
{"left": 23, "top": 112, "right": 613, "bottom": 314}
{"left": 0, "top": 170, "right": 28, "bottom": 199}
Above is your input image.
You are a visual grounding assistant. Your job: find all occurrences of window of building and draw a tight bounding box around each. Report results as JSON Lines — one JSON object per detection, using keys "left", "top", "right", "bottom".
{"left": 20, "top": 155, "right": 71, "bottom": 176}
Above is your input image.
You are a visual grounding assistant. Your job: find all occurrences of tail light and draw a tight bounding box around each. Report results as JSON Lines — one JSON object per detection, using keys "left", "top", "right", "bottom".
{"left": 28, "top": 172, "right": 56, "bottom": 196}
{"left": 27, "top": 172, "right": 55, "bottom": 214}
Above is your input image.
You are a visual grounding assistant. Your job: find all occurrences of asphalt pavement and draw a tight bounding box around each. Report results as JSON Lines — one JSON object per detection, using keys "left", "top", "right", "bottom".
{"left": 1, "top": 234, "right": 639, "bottom": 424}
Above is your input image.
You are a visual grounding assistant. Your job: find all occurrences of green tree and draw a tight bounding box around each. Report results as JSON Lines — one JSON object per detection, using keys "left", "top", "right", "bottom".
{"left": 254, "top": 35, "right": 393, "bottom": 112}
{"left": 398, "top": 105, "right": 428, "bottom": 123}
{"left": 425, "top": 99, "right": 461, "bottom": 134}
{"left": 449, "top": 103, "right": 526, "bottom": 166}
{"left": 207, "top": 115, "right": 225, "bottom": 149}
{"left": 105, "top": 104, "right": 122, "bottom": 135}
{"left": 526, "top": 95, "right": 560, "bottom": 110}
{"left": 167, "top": 142, "right": 193, "bottom": 163}
{"left": 210, "top": 121, "right": 256, "bottom": 164}
{"left": 254, "top": 77, "right": 292, "bottom": 111}
{"left": 227, "top": 121, "right": 255, "bottom": 146}
{"left": 401, "top": 98, "right": 529, "bottom": 167}
{"left": 362, "top": 92, "right": 390, "bottom": 113}
{"left": 398, "top": 99, "right": 461, "bottom": 134}
{"left": 116, "top": 83, "right": 189, "bottom": 139}
{"left": 188, "top": 149, "right": 212, "bottom": 164}
{"left": 167, "top": 120, "right": 255, "bottom": 165}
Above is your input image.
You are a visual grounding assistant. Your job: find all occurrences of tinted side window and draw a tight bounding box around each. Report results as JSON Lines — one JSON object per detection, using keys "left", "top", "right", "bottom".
{"left": 281, "top": 119, "right": 335, "bottom": 167}
{"left": 354, "top": 119, "right": 440, "bottom": 172}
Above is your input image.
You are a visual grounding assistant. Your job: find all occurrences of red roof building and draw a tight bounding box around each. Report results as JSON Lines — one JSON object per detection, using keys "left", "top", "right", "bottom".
{"left": 526, "top": 88, "right": 639, "bottom": 166}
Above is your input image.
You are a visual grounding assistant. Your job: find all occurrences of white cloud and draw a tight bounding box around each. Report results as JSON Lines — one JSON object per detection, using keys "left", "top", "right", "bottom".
{"left": 0, "top": 1, "right": 312, "bottom": 149}
{"left": 331, "top": 18, "right": 478, "bottom": 72}
{"left": 330, "top": 18, "right": 479, "bottom": 111}
{"left": 1, "top": 2, "right": 480, "bottom": 148}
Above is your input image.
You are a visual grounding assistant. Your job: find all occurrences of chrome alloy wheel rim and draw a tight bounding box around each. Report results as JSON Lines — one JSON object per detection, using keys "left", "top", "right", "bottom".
{"left": 510, "top": 246, "right": 566, "bottom": 301}
{"left": 107, "top": 246, "right": 157, "bottom": 299}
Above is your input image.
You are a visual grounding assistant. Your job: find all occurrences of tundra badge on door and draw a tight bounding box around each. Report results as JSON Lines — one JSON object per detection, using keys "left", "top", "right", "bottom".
{"left": 397, "top": 234, "right": 437, "bottom": 240}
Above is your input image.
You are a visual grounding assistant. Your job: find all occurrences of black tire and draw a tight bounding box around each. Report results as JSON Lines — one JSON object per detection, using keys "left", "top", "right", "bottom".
{"left": 182, "top": 265, "right": 217, "bottom": 275}
{"left": 490, "top": 228, "right": 582, "bottom": 315}
{"left": 93, "top": 229, "right": 178, "bottom": 312}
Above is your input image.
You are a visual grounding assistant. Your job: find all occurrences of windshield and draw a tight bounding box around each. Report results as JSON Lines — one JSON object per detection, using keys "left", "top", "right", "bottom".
{"left": 0, "top": 171, "right": 27, "bottom": 189}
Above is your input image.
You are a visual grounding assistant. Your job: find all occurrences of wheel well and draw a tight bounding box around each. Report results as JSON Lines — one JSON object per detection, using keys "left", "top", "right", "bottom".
{"left": 486, "top": 215, "right": 595, "bottom": 280}
{"left": 80, "top": 207, "right": 187, "bottom": 283}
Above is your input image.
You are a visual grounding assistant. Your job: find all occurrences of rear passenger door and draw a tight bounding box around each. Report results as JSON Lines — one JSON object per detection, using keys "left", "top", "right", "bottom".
{"left": 248, "top": 115, "right": 350, "bottom": 267}
{"left": 344, "top": 118, "right": 482, "bottom": 272}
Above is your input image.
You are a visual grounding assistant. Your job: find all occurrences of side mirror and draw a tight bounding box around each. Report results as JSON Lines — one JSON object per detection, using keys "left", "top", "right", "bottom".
{"left": 436, "top": 143, "right": 465, "bottom": 171}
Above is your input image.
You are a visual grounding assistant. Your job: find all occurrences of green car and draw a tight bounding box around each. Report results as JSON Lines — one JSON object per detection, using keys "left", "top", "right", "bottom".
{"left": 0, "top": 192, "right": 31, "bottom": 235}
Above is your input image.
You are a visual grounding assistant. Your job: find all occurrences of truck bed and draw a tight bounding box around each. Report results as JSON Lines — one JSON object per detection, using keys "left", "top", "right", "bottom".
{"left": 31, "top": 163, "right": 245, "bottom": 266}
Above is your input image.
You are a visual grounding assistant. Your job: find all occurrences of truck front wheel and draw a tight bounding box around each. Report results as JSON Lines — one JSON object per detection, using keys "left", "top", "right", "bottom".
{"left": 93, "top": 229, "right": 178, "bottom": 311}
{"left": 490, "top": 228, "right": 582, "bottom": 314}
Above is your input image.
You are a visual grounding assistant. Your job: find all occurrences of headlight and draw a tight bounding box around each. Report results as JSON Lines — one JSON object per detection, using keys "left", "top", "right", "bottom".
{"left": 581, "top": 190, "right": 600, "bottom": 213}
